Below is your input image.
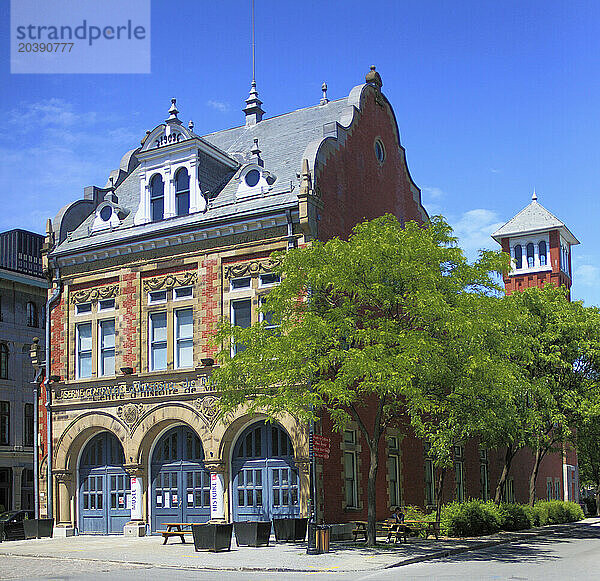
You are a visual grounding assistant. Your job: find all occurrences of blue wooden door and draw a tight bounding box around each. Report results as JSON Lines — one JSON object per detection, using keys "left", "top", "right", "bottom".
{"left": 79, "top": 432, "right": 130, "bottom": 534}
{"left": 232, "top": 421, "right": 300, "bottom": 521}
{"left": 150, "top": 426, "right": 210, "bottom": 531}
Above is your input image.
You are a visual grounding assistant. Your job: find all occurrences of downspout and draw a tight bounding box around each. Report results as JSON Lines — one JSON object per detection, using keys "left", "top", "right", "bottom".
{"left": 45, "top": 265, "right": 62, "bottom": 519}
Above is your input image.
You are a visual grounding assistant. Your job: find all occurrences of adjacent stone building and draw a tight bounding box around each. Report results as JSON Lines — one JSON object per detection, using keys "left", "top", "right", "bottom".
{"left": 0, "top": 229, "right": 47, "bottom": 511}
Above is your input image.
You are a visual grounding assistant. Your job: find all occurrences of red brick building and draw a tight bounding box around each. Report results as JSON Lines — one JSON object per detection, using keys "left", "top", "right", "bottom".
{"left": 40, "top": 68, "right": 570, "bottom": 537}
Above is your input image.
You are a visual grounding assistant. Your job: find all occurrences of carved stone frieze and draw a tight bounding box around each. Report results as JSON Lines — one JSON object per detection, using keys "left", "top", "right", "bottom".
{"left": 143, "top": 271, "right": 197, "bottom": 292}
{"left": 54, "top": 470, "right": 73, "bottom": 484}
{"left": 70, "top": 285, "right": 118, "bottom": 304}
{"left": 117, "top": 403, "right": 145, "bottom": 431}
{"left": 193, "top": 395, "right": 221, "bottom": 429}
{"left": 225, "top": 259, "right": 279, "bottom": 279}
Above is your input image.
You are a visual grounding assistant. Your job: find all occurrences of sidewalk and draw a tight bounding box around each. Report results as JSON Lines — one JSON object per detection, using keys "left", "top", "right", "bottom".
{"left": 0, "top": 518, "right": 597, "bottom": 573}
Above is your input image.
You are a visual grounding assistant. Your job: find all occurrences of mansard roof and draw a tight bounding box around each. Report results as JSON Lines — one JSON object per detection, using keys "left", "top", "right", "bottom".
{"left": 51, "top": 82, "right": 379, "bottom": 257}
{"left": 492, "top": 197, "right": 579, "bottom": 246}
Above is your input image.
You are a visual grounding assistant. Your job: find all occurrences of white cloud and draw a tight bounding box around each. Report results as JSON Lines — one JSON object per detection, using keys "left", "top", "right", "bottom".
{"left": 207, "top": 100, "right": 230, "bottom": 113}
{"left": 574, "top": 263, "right": 600, "bottom": 287}
{"left": 449, "top": 209, "right": 504, "bottom": 261}
{"left": 421, "top": 186, "right": 445, "bottom": 200}
{"left": 0, "top": 99, "right": 143, "bottom": 233}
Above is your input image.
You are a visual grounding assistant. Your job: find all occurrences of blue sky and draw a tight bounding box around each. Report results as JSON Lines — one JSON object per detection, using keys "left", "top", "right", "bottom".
{"left": 1, "top": 1, "right": 599, "bottom": 305}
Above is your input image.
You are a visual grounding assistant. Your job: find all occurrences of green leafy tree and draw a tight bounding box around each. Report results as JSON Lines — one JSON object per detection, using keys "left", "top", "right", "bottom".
{"left": 502, "top": 286, "right": 600, "bottom": 505}
{"left": 210, "top": 215, "right": 509, "bottom": 545}
{"left": 578, "top": 417, "right": 600, "bottom": 515}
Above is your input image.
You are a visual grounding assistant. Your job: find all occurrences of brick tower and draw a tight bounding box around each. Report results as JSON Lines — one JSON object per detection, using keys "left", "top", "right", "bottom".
{"left": 492, "top": 191, "right": 579, "bottom": 297}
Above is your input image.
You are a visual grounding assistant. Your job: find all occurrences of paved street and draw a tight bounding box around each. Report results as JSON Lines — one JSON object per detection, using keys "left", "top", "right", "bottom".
{"left": 0, "top": 520, "right": 598, "bottom": 580}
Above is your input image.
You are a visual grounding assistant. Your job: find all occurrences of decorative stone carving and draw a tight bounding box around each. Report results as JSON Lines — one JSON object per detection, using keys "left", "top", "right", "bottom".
{"left": 54, "top": 470, "right": 73, "bottom": 484}
{"left": 123, "top": 464, "right": 145, "bottom": 478}
{"left": 225, "top": 259, "right": 279, "bottom": 279}
{"left": 193, "top": 395, "right": 220, "bottom": 429}
{"left": 294, "top": 459, "right": 310, "bottom": 475}
{"left": 117, "top": 403, "right": 144, "bottom": 430}
{"left": 143, "top": 271, "right": 197, "bottom": 292}
{"left": 70, "top": 284, "right": 118, "bottom": 304}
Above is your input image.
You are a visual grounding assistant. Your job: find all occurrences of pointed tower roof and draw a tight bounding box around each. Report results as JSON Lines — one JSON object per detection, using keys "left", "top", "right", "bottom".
{"left": 492, "top": 192, "right": 579, "bottom": 245}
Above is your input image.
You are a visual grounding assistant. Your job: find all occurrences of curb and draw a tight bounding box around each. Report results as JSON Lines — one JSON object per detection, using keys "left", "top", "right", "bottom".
{"left": 385, "top": 518, "right": 599, "bottom": 569}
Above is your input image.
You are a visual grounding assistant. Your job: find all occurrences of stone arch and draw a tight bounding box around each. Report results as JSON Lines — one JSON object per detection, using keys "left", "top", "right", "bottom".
{"left": 217, "top": 410, "right": 309, "bottom": 471}
{"left": 54, "top": 411, "right": 128, "bottom": 473}
{"left": 130, "top": 402, "right": 213, "bottom": 468}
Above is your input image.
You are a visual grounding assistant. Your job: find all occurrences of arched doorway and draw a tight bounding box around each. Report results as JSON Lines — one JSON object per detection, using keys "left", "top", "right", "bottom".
{"left": 232, "top": 421, "right": 300, "bottom": 521}
{"left": 78, "top": 432, "right": 129, "bottom": 534}
{"left": 150, "top": 425, "right": 210, "bottom": 531}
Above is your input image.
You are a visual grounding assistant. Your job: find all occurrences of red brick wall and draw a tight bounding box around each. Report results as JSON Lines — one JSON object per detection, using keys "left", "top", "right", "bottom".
{"left": 200, "top": 256, "right": 220, "bottom": 358}
{"left": 120, "top": 271, "right": 138, "bottom": 371}
{"left": 316, "top": 86, "right": 424, "bottom": 242}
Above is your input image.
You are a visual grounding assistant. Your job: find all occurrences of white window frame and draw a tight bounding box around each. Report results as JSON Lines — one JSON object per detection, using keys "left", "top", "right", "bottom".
{"left": 75, "top": 302, "right": 92, "bottom": 315}
{"left": 258, "top": 273, "right": 280, "bottom": 288}
{"left": 479, "top": 448, "right": 489, "bottom": 501}
{"left": 98, "top": 299, "right": 115, "bottom": 312}
{"left": 454, "top": 445, "right": 465, "bottom": 502}
{"left": 174, "top": 307, "right": 194, "bottom": 369}
{"left": 231, "top": 298, "right": 252, "bottom": 356}
{"left": 173, "top": 286, "right": 193, "bottom": 301}
{"left": 98, "top": 319, "right": 116, "bottom": 377}
{"left": 76, "top": 322, "right": 93, "bottom": 379}
{"left": 230, "top": 277, "right": 251, "bottom": 291}
{"left": 149, "top": 312, "right": 168, "bottom": 371}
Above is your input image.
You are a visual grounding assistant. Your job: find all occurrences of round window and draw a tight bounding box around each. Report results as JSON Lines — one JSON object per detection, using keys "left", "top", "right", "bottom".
{"left": 245, "top": 169, "right": 261, "bottom": 188}
{"left": 99, "top": 206, "right": 113, "bottom": 221}
{"left": 374, "top": 139, "right": 385, "bottom": 163}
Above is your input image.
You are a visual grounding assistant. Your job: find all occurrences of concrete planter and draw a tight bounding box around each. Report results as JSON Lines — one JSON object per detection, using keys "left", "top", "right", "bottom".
{"left": 273, "top": 517, "right": 307, "bottom": 542}
{"left": 192, "top": 523, "right": 233, "bottom": 552}
{"left": 23, "top": 519, "right": 54, "bottom": 539}
{"left": 234, "top": 520, "right": 271, "bottom": 547}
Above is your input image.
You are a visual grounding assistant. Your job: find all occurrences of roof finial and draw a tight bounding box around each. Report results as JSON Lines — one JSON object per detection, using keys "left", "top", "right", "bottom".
{"left": 532, "top": 188, "right": 538, "bottom": 201}
{"left": 251, "top": 138, "right": 264, "bottom": 167}
{"left": 365, "top": 65, "right": 383, "bottom": 90}
{"left": 320, "top": 82, "right": 329, "bottom": 105}
{"left": 188, "top": 120, "right": 194, "bottom": 131}
{"left": 243, "top": 80, "right": 264, "bottom": 126}
{"left": 166, "top": 98, "right": 182, "bottom": 124}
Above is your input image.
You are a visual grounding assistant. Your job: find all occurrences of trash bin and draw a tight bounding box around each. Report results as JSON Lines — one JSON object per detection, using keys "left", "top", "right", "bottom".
{"left": 316, "top": 525, "right": 330, "bottom": 553}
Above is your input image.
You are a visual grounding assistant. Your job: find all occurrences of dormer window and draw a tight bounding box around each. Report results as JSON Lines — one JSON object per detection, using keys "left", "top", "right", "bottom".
{"left": 175, "top": 167, "right": 190, "bottom": 216}
{"left": 245, "top": 169, "right": 260, "bottom": 188}
{"left": 539, "top": 241, "right": 547, "bottom": 266}
{"left": 100, "top": 206, "right": 112, "bottom": 221}
{"left": 150, "top": 174, "right": 164, "bottom": 221}
{"left": 514, "top": 245, "right": 522, "bottom": 269}
{"left": 526, "top": 243, "right": 534, "bottom": 268}
{"left": 236, "top": 165, "right": 274, "bottom": 199}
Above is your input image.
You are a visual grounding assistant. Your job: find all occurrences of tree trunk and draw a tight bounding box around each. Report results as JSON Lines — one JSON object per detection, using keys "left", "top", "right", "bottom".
{"left": 529, "top": 445, "right": 545, "bottom": 506}
{"left": 435, "top": 467, "right": 446, "bottom": 523}
{"left": 366, "top": 445, "right": 379, "bottom": 546}
{"left": 494, "top": 445, "right": 516, "bottom": 504}
{"left": 595, "top": 485, "right": 600, "bottom": 517}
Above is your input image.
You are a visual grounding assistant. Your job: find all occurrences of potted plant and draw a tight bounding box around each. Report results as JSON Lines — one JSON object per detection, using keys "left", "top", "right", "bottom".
{"left": 272, "top": 517, "right": 307, "bottom": 542}
{"left": 192, "top": 522, "right": 233, "bottom": 552}
{"left": 234, "top": 520, "right": 271, "bottom": 547}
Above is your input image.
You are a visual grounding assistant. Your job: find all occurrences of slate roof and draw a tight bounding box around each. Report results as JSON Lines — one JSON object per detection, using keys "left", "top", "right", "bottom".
{"left": 52, "top": 87, "right": 363, "bottom": 256}
{"left": 492, "top": 197, "right": 579, "bottom": 245}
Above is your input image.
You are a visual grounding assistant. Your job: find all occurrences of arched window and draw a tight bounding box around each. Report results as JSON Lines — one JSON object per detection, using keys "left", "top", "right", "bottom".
{"left": 539, "top": 241, "right": 547, "bottom": 266}
{"left": 0, "top": 344, "right": 8, "bottom": 379}
{"left": 26, "top": 302, "right": 37, "bottom": 327}
{"left": 175, "top": 168, "right": 190, "bottom": 216}
{"left": 514, "top": 245, "right": 522, "bottom": 269}
{"left": 526, "top": 243, "right": 535, "bottom": 268}
{"left": 150, "top": 174, "right": 164, "bottom": 222}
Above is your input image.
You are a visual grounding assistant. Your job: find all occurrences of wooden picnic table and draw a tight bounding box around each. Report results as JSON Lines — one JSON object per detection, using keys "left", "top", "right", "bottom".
{"left": 403, "top": 520, "right": 441, "bottom": 539}
{"left": 159, "top": 522, "right": 195, "bottom": 545}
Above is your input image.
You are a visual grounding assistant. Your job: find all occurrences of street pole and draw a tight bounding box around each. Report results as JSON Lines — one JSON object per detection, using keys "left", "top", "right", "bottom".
{"left": 307, "top": 417, "right": 319, "bottom": 554}
{"left": 29, "top": 338, "right": 43, "bottom": 520}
